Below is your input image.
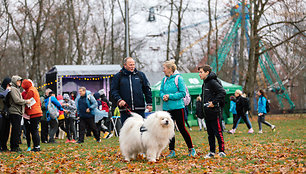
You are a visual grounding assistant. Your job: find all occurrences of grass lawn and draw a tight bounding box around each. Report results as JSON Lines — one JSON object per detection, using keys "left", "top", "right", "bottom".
{"left": 0, "top": 114, "right": 305, "bottom": 173}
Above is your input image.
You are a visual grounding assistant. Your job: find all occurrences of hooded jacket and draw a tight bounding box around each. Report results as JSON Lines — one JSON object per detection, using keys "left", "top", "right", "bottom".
{"left": 21, "top": 79, "right": 42, "bottom": 118}
{"left": 75, "top": 90, "right": 98, "bottom": 118}
{"left": 111, "top": 67, "right": 152, "bottom": 111}
{"left": 8, "top": 75, "right": 27, "bottom": 115}
{"left": 229, "top": 100, "right": 237, "bottom": 115}
{"left": 201, "top": 72, "right": 226, "bottom": 121}
{"left": 258, "top": 95, "right": 267, "bottom": 114}
{"left": 160, "top": 73, "right": 186, "bottom": 111}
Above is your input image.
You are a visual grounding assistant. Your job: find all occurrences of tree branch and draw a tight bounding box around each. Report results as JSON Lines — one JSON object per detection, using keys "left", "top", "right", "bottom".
{"left": 259, "top": 30, "right": 306, "bottom": 55}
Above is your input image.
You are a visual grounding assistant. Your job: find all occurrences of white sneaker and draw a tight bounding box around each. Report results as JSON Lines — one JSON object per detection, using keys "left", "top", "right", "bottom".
{"left": 228, "top": 129, "right": 235, "bottom": 134}
{"left": 271, "top": 125, "right": 276, "bottom": 131}
{"left": 204, "top": 152, "right": 215, "bottom": 159}
{"left": 106, "top": 133, "right": 113, "bottom": 139}
{"left": 258, "top": 130, "right": 263, "bottom": 134}
{"left": 248, "top": 128, "right": 254, "bottom": 134}
{"left": 218, "top": 152, "right": 226, "bottom": 157}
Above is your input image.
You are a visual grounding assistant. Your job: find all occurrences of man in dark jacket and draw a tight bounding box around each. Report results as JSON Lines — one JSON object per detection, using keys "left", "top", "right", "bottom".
{"left": 198, "top": 65, "right": 226, "bottom": 158}
{"left": 75, "top": 87, "right": 100, "bottom": 143}
{"left": 111, "top": 57, "right": 152, "bottom": 124}
{"left": 0, "top": 77, "right": 11, "bottom": 152}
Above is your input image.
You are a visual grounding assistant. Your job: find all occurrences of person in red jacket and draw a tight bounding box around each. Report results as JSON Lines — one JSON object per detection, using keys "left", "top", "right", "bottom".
{"left": 21, "top": 79, "right": 42, "bottom": 152}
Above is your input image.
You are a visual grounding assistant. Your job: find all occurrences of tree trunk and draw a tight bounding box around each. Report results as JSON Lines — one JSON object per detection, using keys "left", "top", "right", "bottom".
{"left": 166, "top": 0, "right": 174, "bottom": 61}
{"left": 238, "top": 0, "right": 246, "bottom": 86}
{"left": 207, "top": 0, "right": 212, "bottom": 64}
{"left": 174, "top": 0, "right": 183, "bottom": 65}
{"left": 214, "top": 0, "right": 219, "bottom": 74}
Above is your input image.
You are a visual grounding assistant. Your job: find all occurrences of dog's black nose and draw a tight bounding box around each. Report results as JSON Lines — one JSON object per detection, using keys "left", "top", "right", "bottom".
{"left": 165, "top": 120, "right": 169, "bottom": 125}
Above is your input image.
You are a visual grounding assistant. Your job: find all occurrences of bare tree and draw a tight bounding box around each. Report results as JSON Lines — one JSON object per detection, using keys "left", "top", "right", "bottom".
{"left": 166, "top": 0, "right": 174, "bottom": 61}
{"left": 244, "top": 0, "right": 305, "bottom": 102}
{"left": 207, "top": 0, "right": 212, "bottom": 63}
{"left": 173, "top": 0, "right": 189, "bottom": 65}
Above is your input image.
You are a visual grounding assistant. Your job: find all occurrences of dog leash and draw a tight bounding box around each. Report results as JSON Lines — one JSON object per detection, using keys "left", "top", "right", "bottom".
{"left": 123, "top": 103, "right": 132, "bottom": 116}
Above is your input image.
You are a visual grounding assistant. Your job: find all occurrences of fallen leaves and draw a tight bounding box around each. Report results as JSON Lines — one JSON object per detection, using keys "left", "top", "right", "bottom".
{"left": 0, "top": 115, "right": 304, "bottom": 173}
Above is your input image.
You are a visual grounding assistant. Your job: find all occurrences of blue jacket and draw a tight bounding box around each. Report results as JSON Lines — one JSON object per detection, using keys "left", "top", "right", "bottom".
{"left": 44, "top": 96, "right": 63, "bottom": 120}
{"left": 258, "top": 95, "right": 267, "bottom": 114}
{"left": 111, "top": 67, "right": 152, "bottom": 111}
{"left": 75, "top": 90, "right": 98, "bottom": 118}
{"left": 160, "top": 74, "right": 186, "bottom": 111}
{"left": 229, "top": 100, "right": 237, "bottom": 114}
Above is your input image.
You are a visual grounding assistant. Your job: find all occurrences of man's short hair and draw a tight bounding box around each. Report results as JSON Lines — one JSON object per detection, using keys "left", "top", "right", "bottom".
{"left": 123, "top": 57, "right": 135, "bottom": 65}
{"left": 79, "top": 86, "right": 86, "bottom": 91}
{"left": 45, "top": 88, "right": 52, "bottom": 96}
{"left": 198, "top": 65, "right": 212, "bottom": 73}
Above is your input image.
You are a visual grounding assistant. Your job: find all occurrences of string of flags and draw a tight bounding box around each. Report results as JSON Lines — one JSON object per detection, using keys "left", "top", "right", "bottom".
{"left": 36, "top": 74, "right": 114, "bottom": 89}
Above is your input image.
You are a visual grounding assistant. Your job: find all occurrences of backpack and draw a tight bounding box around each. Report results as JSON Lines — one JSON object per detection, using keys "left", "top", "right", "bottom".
{"left": 163, "top": 75, "right": 191, "bottom": 106}
{"left": 47, "top": 97, "right": 59, "bottom": 119}
{"left": 266, "top": 99, "right": 270, "bottom": 113}
{"left": 0, "top": 96, "right": 9, "bottom": 118}
{"left": 244, "top": 97, "right": 251, "bottom": 112}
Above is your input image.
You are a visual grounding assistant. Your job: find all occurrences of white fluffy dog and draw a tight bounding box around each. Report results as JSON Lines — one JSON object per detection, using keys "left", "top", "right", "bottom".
{"left": 119, "top": 111, "right": 175, "bottom": 162}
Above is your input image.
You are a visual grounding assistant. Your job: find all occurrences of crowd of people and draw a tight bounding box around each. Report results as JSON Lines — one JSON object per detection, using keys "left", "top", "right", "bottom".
{"left": 0, "top": 76, "right": 117, "bottom": 152}
{"left": 0, "top": 57, "right": 276, "bottom": 160}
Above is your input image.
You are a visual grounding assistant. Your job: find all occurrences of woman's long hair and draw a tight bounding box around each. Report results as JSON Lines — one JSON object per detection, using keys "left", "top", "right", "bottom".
{"left": 259, "top": 89, "right": 267, "bottom": 98}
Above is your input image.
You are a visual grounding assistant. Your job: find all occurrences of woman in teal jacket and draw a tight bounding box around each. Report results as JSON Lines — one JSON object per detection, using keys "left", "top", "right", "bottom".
{"left": 160, "top": 60, "right": 195, "bottom": 157}
{"left": 257, "top": 89, "right": 275, "bottom": 133}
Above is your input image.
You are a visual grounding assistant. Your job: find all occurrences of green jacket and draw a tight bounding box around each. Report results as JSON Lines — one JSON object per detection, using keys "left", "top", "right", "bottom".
{"left": 160, "top": 74, "right": 186, "bottom": 111}
{"left": 8, "top": 76, "right": 27, "bottom": 115}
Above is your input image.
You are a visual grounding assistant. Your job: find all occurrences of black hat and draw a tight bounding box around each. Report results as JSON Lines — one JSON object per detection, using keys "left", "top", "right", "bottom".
{"left": 1, "top": 77, "right": 11, "bottom": 89}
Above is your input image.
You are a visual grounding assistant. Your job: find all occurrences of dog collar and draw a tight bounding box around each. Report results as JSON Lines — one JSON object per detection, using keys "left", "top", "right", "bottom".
{"left": 140, "top": 125, "right": 147, "bottom": 132}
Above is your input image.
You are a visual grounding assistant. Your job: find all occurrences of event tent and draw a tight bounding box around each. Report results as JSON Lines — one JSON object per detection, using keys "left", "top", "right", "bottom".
{"left": 46, "top": 65, "right": 121, "bottom": 99}
{"left": 151, "top": 73, "right": 242, "bottom": 125}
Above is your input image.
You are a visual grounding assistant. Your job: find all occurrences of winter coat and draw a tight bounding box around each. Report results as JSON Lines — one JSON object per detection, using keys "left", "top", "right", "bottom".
{"left": 75, "top": 90, "right": 98, "bottom": 118}
{"left": 235, "top": 95, "right": 249, "bottom": 116}
{"left": 195, "top": 101, "right": 202, "bottom": 118}
{"left": 56, "top": 95, "right": 65, "bottom": 120}
{"left": 62, "top": 99, "right": 77, "bottom": 118}
{"left": 40, "top": 96, "right": 47, "bottom": 121}
{"left": 229, "top": 100, "right": 237, "bottom": 115}
{"left": 8, "top": 75, "right": 27, "bottom": 115}
{"left": 44, "top": 96, "right": 63, "bottom": 120}
{"left": 21, "top": 79, "right": 42, "bottom": 118}
{"left": 0, "top": 87, "right": 10, "bottom": 118}
{"left": 111, "top": 67, "right": 152, "bottom": 111}
{"left": 160, "top": 73, "right": 186, "bottom": 111}
{"left": 258, "top": 95, "right": 267, "bottom": 114}
{"left": 201, "top": 72, "right": 226, "bottom": 121}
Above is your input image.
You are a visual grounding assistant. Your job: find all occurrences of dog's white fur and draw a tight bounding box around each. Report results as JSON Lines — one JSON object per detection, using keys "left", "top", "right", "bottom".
{"left": 119, "top": 111, "right": 175, "bottom": 162}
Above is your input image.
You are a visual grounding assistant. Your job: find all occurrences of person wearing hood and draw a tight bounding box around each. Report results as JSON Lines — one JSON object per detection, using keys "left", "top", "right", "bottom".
{"left": 160, "top": 60, "right": 196, "bottom": 158}
{"left": 228, "top": 90, "right": 254, "bottom": 134}
{"left": 93, "top": 92, "right": 112, "bottom": 139}
{"left": 198, "top": 65, "right": 226, "bottom": 158}
{"left": 7, "top": 75, "right": 31, "bottom": 152}
{"left": 21, "top": 79, "right": 43, "bottom": 152}
{"left": 44, "top": 89, "right": 63, "bottom": 143}
{"left": 0, "top": 77, "right": 12, "bottom": 152}
{"left": 62, "top": 93, "right": 77, "bottom": 143}
{"left": 111, "top": 57, "right": 152, "bottom": 125}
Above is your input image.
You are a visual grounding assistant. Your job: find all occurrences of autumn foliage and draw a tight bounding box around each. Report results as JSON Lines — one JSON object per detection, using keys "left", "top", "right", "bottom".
{"left": 0, "top": 114, "right": 304, "bottom": 173}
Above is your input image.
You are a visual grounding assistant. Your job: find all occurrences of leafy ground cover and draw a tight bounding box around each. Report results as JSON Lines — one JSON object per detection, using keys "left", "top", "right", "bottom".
{"left": 0, "top": 114, "right": 304, "bottom": 173}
